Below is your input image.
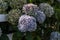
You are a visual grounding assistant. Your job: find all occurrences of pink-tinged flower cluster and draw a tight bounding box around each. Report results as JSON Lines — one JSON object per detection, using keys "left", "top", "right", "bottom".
{"left": 22, "top": 3, "right": 39, "bottom": 16}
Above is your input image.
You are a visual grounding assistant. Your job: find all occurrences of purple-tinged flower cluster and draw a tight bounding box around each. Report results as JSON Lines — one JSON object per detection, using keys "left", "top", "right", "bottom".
{"left": 50, "top": 32, "right": 60, "bottom": 40}
{"left": 17, "top": 15, "right": 37, "bottom": 32}
{"left": 22, "top": 3, "right": 46, "bottom": 24}
{"left": 35, "top": 10, "right": 46, "bottom": 24}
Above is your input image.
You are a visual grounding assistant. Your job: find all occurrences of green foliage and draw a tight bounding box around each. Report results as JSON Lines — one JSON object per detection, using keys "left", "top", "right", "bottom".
{"left": 0, "top": 34, "right": 9, "bottom": 40}
{"left": 55, "top": 9, "right": 60, "bottom": 21}
{"left": 9, "top": 0, "right": 27, "bottom": 9}
{"left": 0, "top": 1, "right": 8, "bottom": 14}
{"left": 12, "top": 31, "right": 23, "bottom": 40}
{"left": 0, "top": 0, "right": 60, "bottom": 40}
{"left": 25, "top": 32, "right": 33, "bottom": 40}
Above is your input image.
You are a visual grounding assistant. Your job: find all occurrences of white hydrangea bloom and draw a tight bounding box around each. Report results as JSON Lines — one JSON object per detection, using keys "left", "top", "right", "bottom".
{"left": 39, "top": 3, "right": 54, "bottom": 17}
{"left": 0, "top": 28, "right": 2, "bottom": 37}
{"left": 50, "top": 32, "right": 60, "bottom": 40}
{"left": 22, "top": 3, "right": 39, "bottom": 16}
{"left": 35, "top": 10, "right": 46, "bottom": 24}
{"left": 17, "top": 15, "right": 37, "bottom": 32}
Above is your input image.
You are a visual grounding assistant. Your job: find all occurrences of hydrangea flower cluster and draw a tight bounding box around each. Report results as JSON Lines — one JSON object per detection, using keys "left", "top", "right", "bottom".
{"left": 17, "top": 15, "right": 37, "bottom": 32}
{"left": 9, "top": 0, "right": 27, "bottom": 9}
{"left": 8, "top": 9, "right": 21, "bottom": 25}
{"left": 39, "top": 3, "right": 54, "bottom": 17}
{"left": 50, "top": 32, "right": 60, "bottom": 40}
{"left": 0, "top": 1, "right": 8, "bottom": 13}
{"left": 22, "top": 3, "right": 39, "bottom": 16}
{"left": 22, "top": 3, "right": 46, "bottom": 24}
{"left": 7, "top": 3, "right": 54, "bottom": 32}
{"left": 35, "top": 10, "right": 46, "bottom": 24}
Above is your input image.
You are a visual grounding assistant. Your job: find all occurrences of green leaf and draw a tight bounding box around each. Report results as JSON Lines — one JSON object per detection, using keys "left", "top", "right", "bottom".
{"left": 12, "top": 31, "right": 23, "bottom": 40}
{"left": 25, "top": 32, "right": 33, "bottom": 40}
{"left": 33, "top": 36, "right": 41, "bottom": 40}
{"left": 0, "top": 34, "right": 9, "bottom": 40}
{"left": 37, "top": 36, "right": 41, "bottom": 40}
{"left": 55, "top": 9, "right": 60, "bottom": 21}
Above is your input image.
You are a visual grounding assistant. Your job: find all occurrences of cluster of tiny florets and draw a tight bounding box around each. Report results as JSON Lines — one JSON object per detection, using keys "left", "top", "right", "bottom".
{"left": 35, "top": 10, "right": 46, "bottom": 24}
{"left": 39, "top": 3, "right": 54, "bottom": 17}
{"left": 0, "top": 1, "right": 8, "bottom": 13}
{"left": 50, "top": 32, "right": 60, "bottom": 40}
{"left": 9, "top": 0, "right": 27, "bottom": 9}
{"left": 22, "top": 3, "right": 39, "bottom": 16}
{"left": 8, "top": 9, "right": 21, "bottom": 25}
{"left": 17, "top": 15, "right": 37, "bottom": 32}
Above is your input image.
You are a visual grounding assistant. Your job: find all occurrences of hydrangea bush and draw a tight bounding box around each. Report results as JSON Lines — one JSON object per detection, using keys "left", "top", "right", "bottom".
{"left": 0, "top": 0, "right": 60, "bottom": 40}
